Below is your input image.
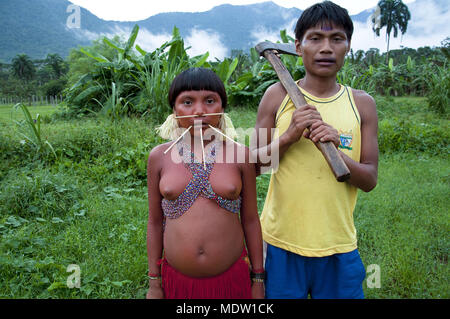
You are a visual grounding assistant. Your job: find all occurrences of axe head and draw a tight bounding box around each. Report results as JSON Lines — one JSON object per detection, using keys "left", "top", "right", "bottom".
{"left": 255, "top": 41, "right": 299, "bottom": 57}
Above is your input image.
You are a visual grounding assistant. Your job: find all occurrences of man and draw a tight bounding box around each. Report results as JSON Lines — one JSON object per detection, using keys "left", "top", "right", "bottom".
{"left": 253, "top": 1, "right": 379, "bottom": 299}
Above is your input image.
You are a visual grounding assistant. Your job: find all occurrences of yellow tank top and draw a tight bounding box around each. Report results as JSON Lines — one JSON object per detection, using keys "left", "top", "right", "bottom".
{"left": 260, "top": 84, "right": 361, "bottom": 257}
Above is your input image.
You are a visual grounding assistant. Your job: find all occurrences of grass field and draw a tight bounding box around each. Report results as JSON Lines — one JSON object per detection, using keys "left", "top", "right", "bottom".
{"left": 0, "top": 104, "right": 59, "bottom": 122}
{"left": 0, "top": 100, "right": 448, "bottom": 299}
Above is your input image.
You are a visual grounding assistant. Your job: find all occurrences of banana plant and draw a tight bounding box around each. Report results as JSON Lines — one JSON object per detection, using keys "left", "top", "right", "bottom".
{"left": 213, "top": 57, "right": 239, "bottom": 90}
{"left": 13, "top": 103, "right": 57, "bottom": 158}
{"left": 133, "top": 26, "right": 209, "bottom": 122}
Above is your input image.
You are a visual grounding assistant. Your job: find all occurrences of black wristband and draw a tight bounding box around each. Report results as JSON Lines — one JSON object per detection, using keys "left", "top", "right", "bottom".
{"left": 250, "top": 271, "right": 266, "bottom": 280}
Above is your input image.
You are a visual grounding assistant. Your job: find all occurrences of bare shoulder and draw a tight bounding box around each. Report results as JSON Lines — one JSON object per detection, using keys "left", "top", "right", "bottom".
{"left": 352, "top": 88, "right": 376, "bottom": 104}
{"left": 257, "top": 82, "right": 287, "bottom": 118}
{"left": 148, "top": 142, "right": 172, "bottom": 167}
{"left": 351, "top": 89, "right": 377, "bottom": 124}
{"left": 266, "top": 81, "right": 287, "bottom": 99}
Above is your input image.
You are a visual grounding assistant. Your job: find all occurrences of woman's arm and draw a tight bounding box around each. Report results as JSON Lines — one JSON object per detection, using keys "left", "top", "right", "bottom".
{"left": 146, "top": 145, "right": 165, "bottom": 299}
{"left": 239, "top": 148, "right": 264, "bottom": 298}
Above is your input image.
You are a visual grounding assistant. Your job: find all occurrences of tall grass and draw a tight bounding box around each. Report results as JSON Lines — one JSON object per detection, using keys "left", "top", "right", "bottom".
{"left": 12, "top": 103, "right": 56, "bottom": 158}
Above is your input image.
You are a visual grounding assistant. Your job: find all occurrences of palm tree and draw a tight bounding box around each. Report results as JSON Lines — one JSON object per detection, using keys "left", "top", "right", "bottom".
{"left": 45, "top": 53, "right": 67, "bottom": 79}
{"left": 372, "top": 0, "right": 411, "bottom": 62}
{"left": 11, "top": 54, "right": 36, "bottom": 81}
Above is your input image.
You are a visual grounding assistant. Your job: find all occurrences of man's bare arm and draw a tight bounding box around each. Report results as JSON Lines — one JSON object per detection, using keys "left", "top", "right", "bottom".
{"left": 251, "top": 82, "right": 323, "bottom": 173}
{"left": 340, "top": 90, "right": 379, "bottom": 192}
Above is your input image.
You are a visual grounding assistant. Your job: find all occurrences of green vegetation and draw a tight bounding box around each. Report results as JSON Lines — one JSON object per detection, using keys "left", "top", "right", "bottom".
{"left": 0, "top": 22, "right": 448, "bottom": 299}
{"left": 357, "top": 153, "right": 449, "bottom": 298}
{"left": 0, "top": 96, "right": 448, "bottom": 298}
{"left": 60, "top": 25, "right": 449, "bottom": 120}
{"left": 2, "top": 25, "right": 448, "bottom": 119}
{"left": 0, "top": 52, "right": 68, "bottom": 105}
{"left": 63, "top": 25, "right": 237, "bottom": 122}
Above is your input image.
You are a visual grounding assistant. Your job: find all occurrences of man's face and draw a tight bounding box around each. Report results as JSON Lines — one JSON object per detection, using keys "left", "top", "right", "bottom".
{"left": 295, "top": 22, "right": 350, "bottom": 78}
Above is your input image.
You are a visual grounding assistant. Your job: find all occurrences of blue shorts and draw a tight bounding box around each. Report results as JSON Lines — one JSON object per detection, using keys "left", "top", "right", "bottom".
{"left": 265, "top": 244, "right": 366, "bottom": 299}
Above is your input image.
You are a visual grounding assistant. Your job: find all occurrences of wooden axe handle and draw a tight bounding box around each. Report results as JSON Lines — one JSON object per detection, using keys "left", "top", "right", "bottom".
{"left": 263, "top": 50, "right": 351, "bottom": 182}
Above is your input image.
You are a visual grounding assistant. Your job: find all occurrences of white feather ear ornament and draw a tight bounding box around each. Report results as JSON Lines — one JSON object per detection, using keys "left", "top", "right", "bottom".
{"left": 156, "top": 113, "right": 181, "bottom": 140}
{"left": 218, "top": 113, "right": 238, "bottom": 140}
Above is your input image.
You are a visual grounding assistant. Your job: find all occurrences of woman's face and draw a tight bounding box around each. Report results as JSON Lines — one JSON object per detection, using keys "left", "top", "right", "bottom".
{"left": 174, "top": 90, "right": 223, "bottom": 136}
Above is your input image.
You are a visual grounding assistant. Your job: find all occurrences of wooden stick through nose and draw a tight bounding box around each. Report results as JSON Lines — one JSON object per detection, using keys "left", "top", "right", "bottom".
{"left": 174, "top": 112, "right": 224, "bottom": 119}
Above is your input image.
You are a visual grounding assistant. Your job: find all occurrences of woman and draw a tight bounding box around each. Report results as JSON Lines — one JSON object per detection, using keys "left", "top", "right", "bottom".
{"left": 146, "top": 68, "right": 264, "bottom": 299}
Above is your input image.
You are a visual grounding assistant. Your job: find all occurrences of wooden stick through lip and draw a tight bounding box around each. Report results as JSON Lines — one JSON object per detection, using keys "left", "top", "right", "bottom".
{"left": 208, "top": 125, "right": 243, "bottom": 147}
{"left": 175, "top": 112, "right": 224, "bottom": 119}
{"left": 200, "top": 126, "right": 206, "bottom": 170}
{"left": 163, "top": 125, "right": 192, "bottom": 154}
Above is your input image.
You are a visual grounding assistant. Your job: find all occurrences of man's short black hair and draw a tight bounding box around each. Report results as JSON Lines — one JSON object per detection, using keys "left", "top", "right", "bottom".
{"left": 168, "top": 67, "right": 227, "bottom": 109}
{"left": 294, "top": 1, "right": 354, "bottom": 42}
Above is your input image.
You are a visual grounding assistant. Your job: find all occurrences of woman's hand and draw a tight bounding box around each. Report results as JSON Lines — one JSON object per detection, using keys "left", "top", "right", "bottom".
{"left": 251, "top": 282, "right": 265, "bottom": 299}
{"left": 146, "top": 282, "right": 164, "bottom": 299}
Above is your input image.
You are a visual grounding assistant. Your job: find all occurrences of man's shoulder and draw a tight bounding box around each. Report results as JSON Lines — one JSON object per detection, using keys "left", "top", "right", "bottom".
{"left": 350, "top": 88, "right": 377, "bottom": 124}
{"left": 350, "top": 88, "right": 376, "bottom": 106}
{"left": 267, "top": 81, "right": 287, "bottom": 95}
{"left": 258, "top": 82, "right": 288, "bottom": 115}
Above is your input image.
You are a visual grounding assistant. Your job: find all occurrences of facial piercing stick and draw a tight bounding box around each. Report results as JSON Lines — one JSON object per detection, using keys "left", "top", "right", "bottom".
{"left": 200, "top": 126, "right": 206, "bottom": 170}
{"left": 203, "top": 112, "right": 224, "bottom": 116}
{"left": 175, "top": 114, "right": 199, "bottom": 119}
{"left": 163, "top": 125, "right": 192, "bottom": 155}
{"left": 174, "top": 113, "right": 224, "bottom": 119}
{"left": 208, "top": 125, "right": 243, "bottom": 147}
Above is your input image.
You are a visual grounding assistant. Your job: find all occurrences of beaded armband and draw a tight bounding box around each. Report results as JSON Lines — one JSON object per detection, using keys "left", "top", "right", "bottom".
{"left": 148, "top": 273, "right": 161, "bottom": 281}
{"left": 250, "top": 269, "right": 265, "bottom": 283}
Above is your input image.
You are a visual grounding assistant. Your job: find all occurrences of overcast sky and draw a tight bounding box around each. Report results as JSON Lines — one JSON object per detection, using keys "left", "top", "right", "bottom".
{"left": 68, "top": 0, "right": 415, "bottom": 21}
{"left": 67, "top": 0, "right": 447, "bottom": 59}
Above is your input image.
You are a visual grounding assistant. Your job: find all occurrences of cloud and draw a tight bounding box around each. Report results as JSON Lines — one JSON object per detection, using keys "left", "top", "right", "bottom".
{"left": 69, "top": 24, "right": 172, "bottom": 53}
{"left": 250, "top": 19, "right": 297, "bottom": 46}
{"left": 68, "top": 27, "right": 103, "bottom": 41}
{"left": 351, "top": 1, "right": 450, "bottom": 52}
{"left": 69, "top": 24, "right": 227, "bottom": 60}
{"left": 408, "top": 0, "right": 450, "bottom": 35}
{"left": 134, "top": 28, "right": 172, "bottom": 52}
{"left": 185, "top": 28, "right": 228, "bottom": 60}
{"left": 250, "top": 26, "right": 283, "bottom": 44}
{"left": 250, "top": 0, "right": 449, "bottom": 53}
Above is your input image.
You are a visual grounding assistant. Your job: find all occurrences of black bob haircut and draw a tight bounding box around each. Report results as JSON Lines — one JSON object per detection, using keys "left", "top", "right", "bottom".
{"left": 168, "top": 68, "right": 227, "bottom": 109}
{"left": 294, "top": 1, "right": 354, "bottom": 42}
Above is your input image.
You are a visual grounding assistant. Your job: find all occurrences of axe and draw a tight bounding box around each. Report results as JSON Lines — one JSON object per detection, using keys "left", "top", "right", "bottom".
{"left": 255, "top": 41, "right": 350, "bottom": 182}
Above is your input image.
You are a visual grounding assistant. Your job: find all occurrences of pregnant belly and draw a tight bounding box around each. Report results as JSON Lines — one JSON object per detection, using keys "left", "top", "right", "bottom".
{"left": 163, "top": 198, "right": 245, "bottom": 277}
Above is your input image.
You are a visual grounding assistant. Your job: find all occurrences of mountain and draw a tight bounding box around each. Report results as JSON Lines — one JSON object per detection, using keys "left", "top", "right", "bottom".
{"left": 134, "top": 2, "right": 302, "bottom": 54}
{"left": 0, "top": 0, "right": 447, "bottom": 63}
{"left": 0, "top": 0, "right": 134, "bottom": 62}
{"left": 0, "top": 0, "right": 304, "bottom": 62}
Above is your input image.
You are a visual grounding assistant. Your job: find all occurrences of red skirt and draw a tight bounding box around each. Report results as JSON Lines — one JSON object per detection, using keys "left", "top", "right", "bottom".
{"left": 161, "top": 250, "right": 252, "bottom": 299}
